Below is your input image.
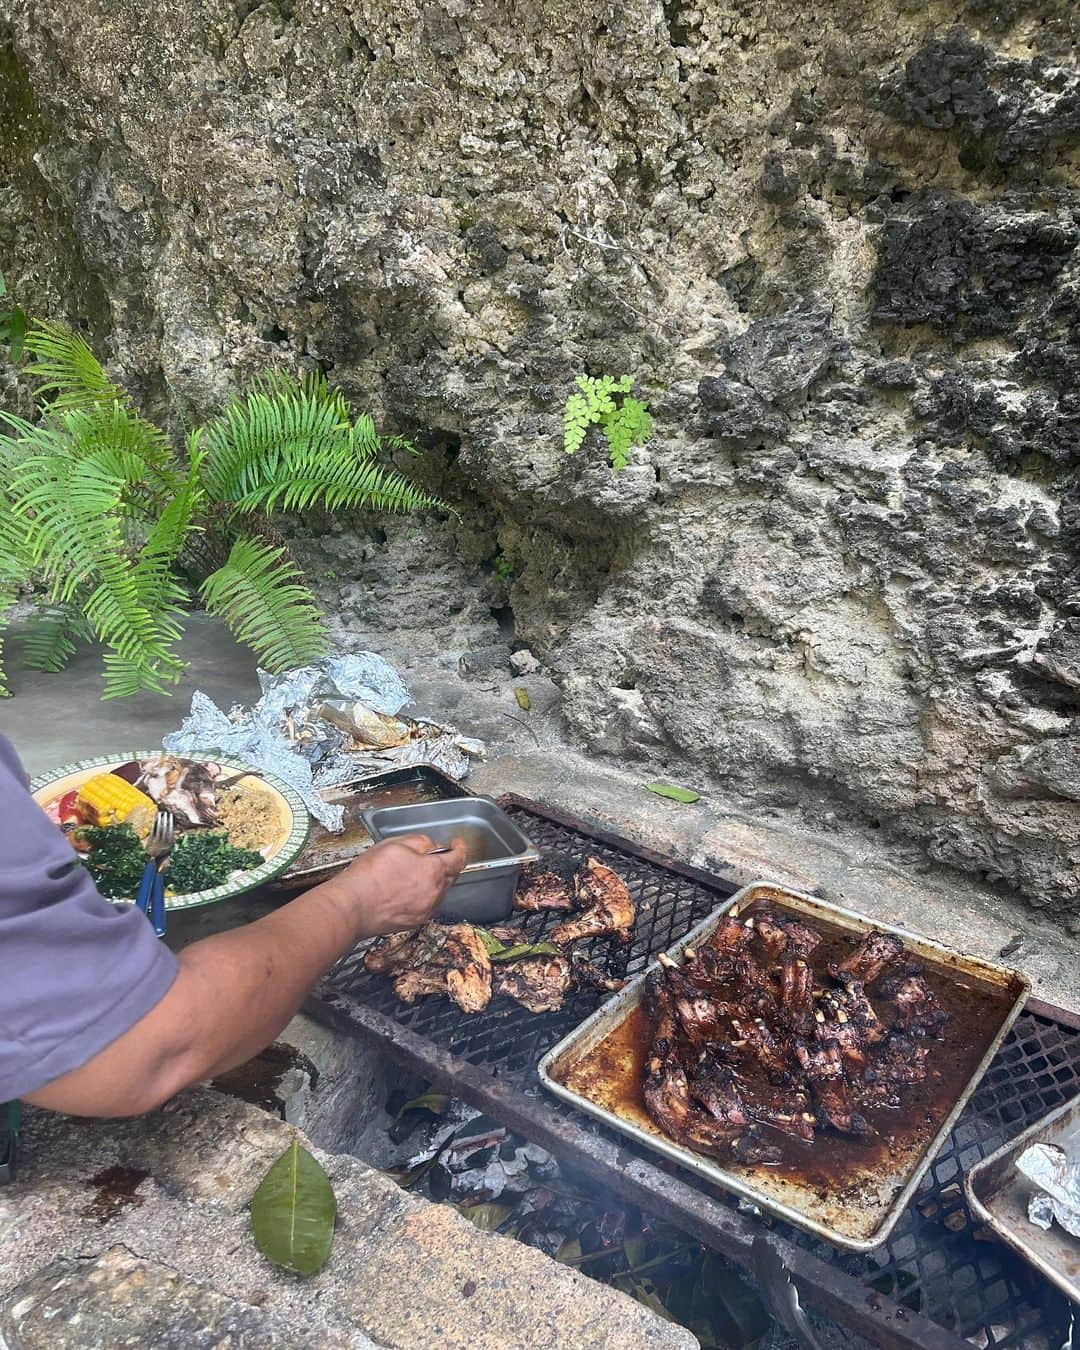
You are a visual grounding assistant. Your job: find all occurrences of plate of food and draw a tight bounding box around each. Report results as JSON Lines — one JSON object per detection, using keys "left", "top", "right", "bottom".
{"left": 30, "top": 750, "right": 310, "bottom": 910}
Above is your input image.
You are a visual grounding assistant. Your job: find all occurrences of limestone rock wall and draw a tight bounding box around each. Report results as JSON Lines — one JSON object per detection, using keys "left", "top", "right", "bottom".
{"left": 1, "top": 0, "right": 1077, "bottom": 918}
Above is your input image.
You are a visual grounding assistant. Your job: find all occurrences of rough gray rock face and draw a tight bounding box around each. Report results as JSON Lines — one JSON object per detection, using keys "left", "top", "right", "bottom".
{"left": 1, "top": 1, "right": 1078, "bottom": 918}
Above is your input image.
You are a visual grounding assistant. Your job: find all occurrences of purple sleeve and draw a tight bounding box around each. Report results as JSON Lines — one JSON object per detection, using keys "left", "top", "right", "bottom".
{"left": 0, "top": 733, "right": 178, "bottom": 1101}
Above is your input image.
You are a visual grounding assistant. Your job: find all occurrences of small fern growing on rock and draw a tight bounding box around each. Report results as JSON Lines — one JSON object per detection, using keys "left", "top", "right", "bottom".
{"left": 0, "top": 324, "right": 441, "bottom": 698}
{"left": 563, "top": 374, "right": 652, "bottom": 471}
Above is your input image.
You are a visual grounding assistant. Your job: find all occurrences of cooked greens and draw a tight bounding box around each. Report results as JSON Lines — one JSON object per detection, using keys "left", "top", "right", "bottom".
{"left": 166, "top": 831, "right": 263, "bottom": 893}
{"left": 78, "top": 823, "right": 263, "bottom": 898}
{"left": 78, "top": 824, "right": 148, "bottom": 898}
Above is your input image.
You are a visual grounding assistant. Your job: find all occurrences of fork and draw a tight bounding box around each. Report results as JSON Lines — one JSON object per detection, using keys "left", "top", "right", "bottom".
{"left": 135, "top": 810, "right": 174, "bottom": 939}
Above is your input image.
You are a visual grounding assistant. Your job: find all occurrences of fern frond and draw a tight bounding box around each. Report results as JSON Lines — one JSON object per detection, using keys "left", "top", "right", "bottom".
{"left": 20, "top": 602, "right": 90, "bottom": 674}
{"left": 200, "top": 370, "right": 440, "bottom": 517}
{"left": 10, "top": 443, "right": 187, "bottom": 697}
{"left": 23, "top": 321, "right": 126, "bottom": 411}
{"left": 199, "top": 535, "right": 328, "bottom": 673}
{"left": 235, "top": 452, "right": 441, "bottom": 515}
{"left": 200, "top": 371, "right": 356, "bottom": 504}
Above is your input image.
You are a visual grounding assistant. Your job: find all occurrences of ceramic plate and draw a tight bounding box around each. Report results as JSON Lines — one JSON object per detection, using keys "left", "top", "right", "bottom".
{"left": 30, "top": 750, "right": 310, "bottom": 910}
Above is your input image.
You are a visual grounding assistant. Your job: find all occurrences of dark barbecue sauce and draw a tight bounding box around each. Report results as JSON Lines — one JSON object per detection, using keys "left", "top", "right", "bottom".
{"left": 556, "top": 898, "right": 1016, "bottom": 1194}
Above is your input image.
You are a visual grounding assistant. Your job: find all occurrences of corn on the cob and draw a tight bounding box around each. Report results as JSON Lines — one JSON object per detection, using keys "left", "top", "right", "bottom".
{"left": 77, "top": 773, "right": 156, "bottom": 828}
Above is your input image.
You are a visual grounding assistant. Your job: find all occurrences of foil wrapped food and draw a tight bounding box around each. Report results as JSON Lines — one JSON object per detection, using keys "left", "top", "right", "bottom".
{"left": 1016, "top": 1142, "right": 1080, "bottom": 1239}
{"left": 163, "top": 654, "right": 484, "bottom": 832}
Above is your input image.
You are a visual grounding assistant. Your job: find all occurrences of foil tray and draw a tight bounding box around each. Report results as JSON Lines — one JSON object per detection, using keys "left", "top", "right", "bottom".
{"left": 538, "top": 880, "right": 1029, "bottom": 1252}
{"left": 965, "top": 1092, "right": 1080, "bottom": 1304}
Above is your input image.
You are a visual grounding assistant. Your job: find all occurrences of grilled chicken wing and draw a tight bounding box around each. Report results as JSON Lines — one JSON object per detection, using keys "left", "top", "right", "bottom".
{"left": 778, "top": 955, "right": 816, "bottom": 1034}
{"left": 364, "top": 929, "right": 424, "bottom": 974}
{"left": 830, "top": 931, "right": 903, "bottom": 986}
{"left": 513, "top": 864, "right": 576, "bottom": 913}
{"left": 550, "top": 858, "right": 635, "bottom": 946}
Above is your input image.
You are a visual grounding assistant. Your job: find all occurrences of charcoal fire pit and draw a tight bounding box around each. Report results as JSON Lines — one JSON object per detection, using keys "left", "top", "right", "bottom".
{"left": 306, "top": 796, "right": 1080, "bottom": 1350}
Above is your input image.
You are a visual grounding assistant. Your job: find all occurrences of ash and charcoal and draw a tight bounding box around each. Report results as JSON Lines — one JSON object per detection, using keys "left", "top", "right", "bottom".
{"left": 163, "top": 653, "right": 484, "bottom": 830}
{"left": 382, "top": 1088, "right": 814, "bottom": 1349}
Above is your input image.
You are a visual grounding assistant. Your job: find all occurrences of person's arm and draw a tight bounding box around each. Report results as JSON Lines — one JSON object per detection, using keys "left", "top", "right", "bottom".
{"left": 23, "top": 834, "right": 466, "bottom": 1118}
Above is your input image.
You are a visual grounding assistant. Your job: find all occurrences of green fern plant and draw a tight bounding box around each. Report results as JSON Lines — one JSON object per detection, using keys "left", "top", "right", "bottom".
{"left": 0, "top": 324, "right": 442, "bottom": 699}
{"left": 563, "top": 373, "right": 652, "bottom": 471}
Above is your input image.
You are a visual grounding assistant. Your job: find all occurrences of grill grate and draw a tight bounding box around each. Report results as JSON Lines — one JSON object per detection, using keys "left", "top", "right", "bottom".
{"left": 313, "top": 798, "right": 1079, "bottom": 1350}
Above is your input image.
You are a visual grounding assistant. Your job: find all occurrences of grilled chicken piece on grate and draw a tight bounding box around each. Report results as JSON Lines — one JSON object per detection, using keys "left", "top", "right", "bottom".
{"left": 513, "top": 864, "right": 577, "bottom": 913}
{"left": 389, "top": 923, "right": 493, "bottom": 1013}
{"left": 550, "top": 858, "right": 635, "bottom": 946}
{"left": 880, "top": 972, "right": 949, "bottom": 1037}
{"left": 751, "top": 908, "right": 822, "bottom": 962}
{"left": 494, "top": 954, "right": 573, "bottom": 1012}
{"left": 363, "top": 928, "right": 421, "bottom": 974}
{"left": 830, "top": 930, "right": 904, "bottom": 987}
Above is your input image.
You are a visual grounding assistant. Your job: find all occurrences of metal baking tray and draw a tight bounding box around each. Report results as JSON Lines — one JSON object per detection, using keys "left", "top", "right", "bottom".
{"left": 362, "top": 796, "right": 540, "bottom": 924}
{"left": 273, "top": 763, "right": 470, "bottom": 889}
{"left": 539, "top": 880, "right": 1029, "bottom": 1252}
{"left": 965, "top": 1092, "right": 1080, "bottom": 1304}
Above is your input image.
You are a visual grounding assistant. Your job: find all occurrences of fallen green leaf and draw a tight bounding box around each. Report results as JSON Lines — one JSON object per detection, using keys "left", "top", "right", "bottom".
{"left": 555, "top": 1237, "right": 583, "bottom": 1264}
{"left": 645, "top": 782, "right": 700, "bottom": 804}
{"left": 476, "top": 928, "right": 507, "bottom": 956}
{"left": 394, "top": 1090, "right": 449, "bottom": 1120}
{"left": 459, "top": 1202, "right": 514, "bottom": 1231}
{"left": 514, "top": 686, "right": 531, "bottom": 711}
{"left": 250, "top": 1138, "right": 336, "bottom": 1277}
{"left": 383, "top": 1155, "right": 439, "bottom": 1190}
{"left": 489, "top": 941, "right": 561, "bottom": 963}
{"left": 623, "top": 1233, "right": 648, "bottom": 1268}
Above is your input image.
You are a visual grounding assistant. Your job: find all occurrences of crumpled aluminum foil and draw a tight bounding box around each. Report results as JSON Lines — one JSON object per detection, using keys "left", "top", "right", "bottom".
{"left": 1017, "top": 1142, "right": 1080, "bottom": 1238}
{"left": 163, "top": 654, "right": 484, "bottom": 832}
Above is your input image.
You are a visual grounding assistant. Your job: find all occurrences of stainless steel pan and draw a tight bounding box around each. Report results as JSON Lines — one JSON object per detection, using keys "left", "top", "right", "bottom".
{"left": 539, "top": 880, "right": 1029, "bottom": 1251}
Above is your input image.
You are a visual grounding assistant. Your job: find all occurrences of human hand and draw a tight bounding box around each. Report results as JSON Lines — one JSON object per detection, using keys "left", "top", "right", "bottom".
{"left": 325, "top": 833, "right": 468, "bottom": 938}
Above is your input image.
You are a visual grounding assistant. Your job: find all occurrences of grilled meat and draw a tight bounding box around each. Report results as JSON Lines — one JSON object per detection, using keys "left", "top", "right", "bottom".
{"left": 363, "top": 928, "right": 422, "bottom": 974}
{"left": 778, "top": 955, "right": 816, "bottom": 1034}
{"left": 658, "top": 953, "right": 731, "bottom": 1044}
{"left": 794, "top": 1039, "right": 872, "bottom": 1136}
{"left": 570, "top": 954, "right": 625, "bottom": 994}
{"left": 137, "top": 754, "right": 222, "bottom": 827}
{"left": 813, "top": 982, "right": 887, "bottom": 1077}
{"left": 880, "top": 973, "right": 949, "bottom": 1037}
{"left": 551, "top": 858, "right": 635, "bottom": 946}
{"left": 830, "top": 930, "right": 903, "bottom": 986}
{"left": 387, "top": 923, "right": 493, "bottom": 1013}
{"left": 730, "top": 1015, "right": 792, "bottom": 1078}
{"left": 706, "top": 914, "right": 754, "bottom": 957}
{"left": 642, "top": 973, "right": 778, "bottom": 1162}
{"left": 752, "top": 908, "right": 822, "bottom": 961}
{"left": 857, "top": 1035, "right": 932, "bottom": 1108}
{"left": 748, "top": 1085, "right": 817, "bottom": 1142}
{"left": 494, "top": 954, "right": 573, "bottom": 1012}
{"left": 513, "top": 864, "right": 576, "bottom": 913}
{"left": 688, "top": 1056, "right": 753, "bottom": 1127}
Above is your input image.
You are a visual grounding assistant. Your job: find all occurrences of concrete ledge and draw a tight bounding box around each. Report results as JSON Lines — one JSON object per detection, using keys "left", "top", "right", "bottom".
{"left": 0, "top": 1089, "right": 695, "bottom": 1350}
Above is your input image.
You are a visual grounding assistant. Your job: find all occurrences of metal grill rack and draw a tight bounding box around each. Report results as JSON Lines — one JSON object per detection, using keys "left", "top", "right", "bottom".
{"left": 307, "top": 797, "right": 1080, "bottom": 1350}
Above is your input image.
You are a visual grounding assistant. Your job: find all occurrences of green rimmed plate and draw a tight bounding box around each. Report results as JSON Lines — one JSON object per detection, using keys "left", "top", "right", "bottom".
{"left": 30, "top": 750, "right": 310, "bottom": 910}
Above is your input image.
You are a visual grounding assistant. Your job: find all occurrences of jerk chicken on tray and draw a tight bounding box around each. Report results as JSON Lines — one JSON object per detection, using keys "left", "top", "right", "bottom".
{"left": 362, "top": 854, "right": 634, "bottom": 1015}
{"left": 641, "top": 910, "right": 950, "bottom": 1163}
